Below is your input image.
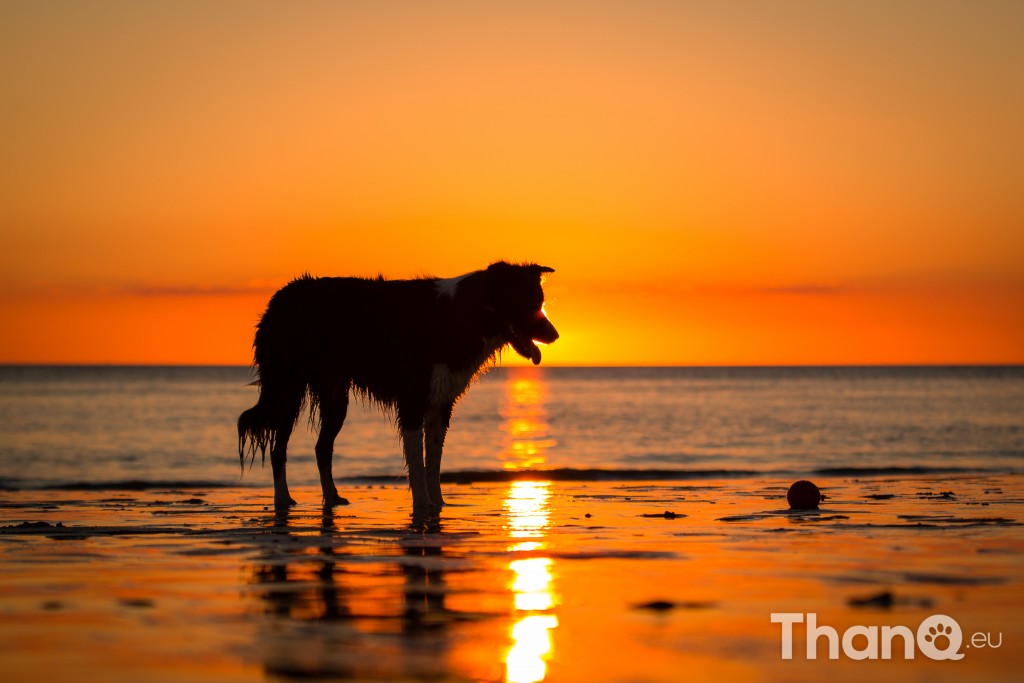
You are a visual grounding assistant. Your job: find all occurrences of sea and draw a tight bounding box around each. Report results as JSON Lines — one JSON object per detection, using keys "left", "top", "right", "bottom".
{"left": 0, "top": 365, "right": 1021, "bottom": 490}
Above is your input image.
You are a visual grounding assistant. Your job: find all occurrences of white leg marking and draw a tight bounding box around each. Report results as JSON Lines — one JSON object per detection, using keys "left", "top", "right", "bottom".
{"left": 425, "top": 413, "right": 448, "bottom": 505}
{"left": 402, "top": 427, "right": 430, "bottom": 508}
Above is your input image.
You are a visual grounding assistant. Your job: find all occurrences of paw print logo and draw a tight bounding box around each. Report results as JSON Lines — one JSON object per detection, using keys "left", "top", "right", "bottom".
{"left": 925, "top": 623, "right": 954, "bottom": 649}
{"left": 917, "top": 615, "right": 964, "bottom": 660}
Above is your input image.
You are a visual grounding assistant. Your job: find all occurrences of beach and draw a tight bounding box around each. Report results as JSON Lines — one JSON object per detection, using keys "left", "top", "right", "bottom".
{"left": 2, "top": 365, "right": 1021, "bottom": 681}
{"left": 2, "top": 472, "right": 1021, "bottom": 682}
{"left": 5, "top": 2, "right": 1023, "bottom": 679}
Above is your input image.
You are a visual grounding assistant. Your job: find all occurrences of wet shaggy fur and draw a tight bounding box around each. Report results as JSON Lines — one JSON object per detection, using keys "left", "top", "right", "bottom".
{"left": 238, "top": 261, "right": 559, "bottom": 510}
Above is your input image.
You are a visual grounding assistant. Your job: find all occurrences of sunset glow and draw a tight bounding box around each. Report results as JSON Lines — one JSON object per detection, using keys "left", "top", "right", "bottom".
{"left": 2, "top": 3, "right": 1022, "bottom": 365}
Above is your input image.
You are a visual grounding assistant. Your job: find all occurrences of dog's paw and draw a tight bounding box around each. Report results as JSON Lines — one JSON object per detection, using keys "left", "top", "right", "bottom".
{"left": 428, "top": 488, "right": 447, "bottom": 507}
{"left": 274, "top": 495, "right": 298, "bottom": 509}
{"left": 323, "top": 492, "right": 350, "bottom": 507}
{"left": 412, "top": 499, "right": 441, "bottom": 519}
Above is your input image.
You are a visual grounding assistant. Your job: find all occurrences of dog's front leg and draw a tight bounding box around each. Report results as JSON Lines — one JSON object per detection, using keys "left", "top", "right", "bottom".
{"left": 402, "top": 427, "right": 432, "bottom": 512}
{"left": 425, "top": 405, "right": 452, "bottom": 506}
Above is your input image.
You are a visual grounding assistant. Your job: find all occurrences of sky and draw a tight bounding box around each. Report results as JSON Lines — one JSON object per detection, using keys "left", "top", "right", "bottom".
{"left": 1, "top": 1, "right": 1022, "bottom": 365}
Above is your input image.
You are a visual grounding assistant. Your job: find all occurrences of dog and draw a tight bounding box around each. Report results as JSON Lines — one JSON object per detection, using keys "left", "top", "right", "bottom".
{"left": 238, "top": 261, "right": 559, "bottom": 510}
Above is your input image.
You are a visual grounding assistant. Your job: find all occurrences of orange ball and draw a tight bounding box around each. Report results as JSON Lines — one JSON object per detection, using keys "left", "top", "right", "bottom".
{"left": 787, "top": 480, "right": 821, "bottom": 509}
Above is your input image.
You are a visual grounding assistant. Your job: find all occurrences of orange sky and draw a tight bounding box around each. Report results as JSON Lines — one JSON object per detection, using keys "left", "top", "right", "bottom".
{"left": 1, "top": 2, "right": 1022, "bottom": 365}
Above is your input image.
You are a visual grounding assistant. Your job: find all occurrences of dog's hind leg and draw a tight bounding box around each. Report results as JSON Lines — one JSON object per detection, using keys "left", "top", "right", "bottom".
{"left": 315, "top": 390, "right": 350, "bottom": 507}
{"left": 425, "top": 403, "right": 453, "bottom": 506}
{"left": 264, "top": 380, "right": 305, "bottom": 509}
{"left": 270, "top": 418, "right": 297, "bottom": 508}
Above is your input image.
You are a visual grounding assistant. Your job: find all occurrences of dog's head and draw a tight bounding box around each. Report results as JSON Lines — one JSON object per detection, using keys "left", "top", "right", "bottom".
{"left": 479, "top": 261, "right": 559, "bottom": 365}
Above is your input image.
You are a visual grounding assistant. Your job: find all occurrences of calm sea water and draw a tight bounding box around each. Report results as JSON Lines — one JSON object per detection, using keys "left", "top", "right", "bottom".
{"left": 0, "top": 366, "right": 1021, "bottom": 489}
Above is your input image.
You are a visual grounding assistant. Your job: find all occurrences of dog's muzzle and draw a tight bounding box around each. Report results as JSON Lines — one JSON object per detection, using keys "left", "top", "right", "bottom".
{"left": 509, "top": 312, "right": 559, "bottom": 365}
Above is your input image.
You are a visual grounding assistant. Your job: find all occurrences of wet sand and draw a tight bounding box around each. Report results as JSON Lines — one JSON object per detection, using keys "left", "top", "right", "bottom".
{"left": 2, "top": 474, "right": 1022, "bottom": 682}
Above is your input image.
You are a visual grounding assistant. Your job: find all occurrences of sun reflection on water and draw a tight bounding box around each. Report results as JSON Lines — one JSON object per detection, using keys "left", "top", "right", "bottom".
{"left": 511, "top": 558, "right": 555, "bottom": 611}
{"left": 501, "top": 370, "right": 559, "bottom": 683}
{"left": 505, "top": 481, "right": 551, "bottom": 540}
{"left": 504, "top": 480, "right": 557, "bottom": 683}
{"left": 506, "top": 614, "right": 559, "bottom": 683}
{"left": 500, "top": 370, "right": 556, "bottom": 470}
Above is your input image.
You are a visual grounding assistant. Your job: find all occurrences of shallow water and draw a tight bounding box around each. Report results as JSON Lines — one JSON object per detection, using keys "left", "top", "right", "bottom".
{"left": 1, "top": 475, "right": 1021, "bottom": 682}
{"left": 1, "top": 366, "right": 1021, "bottom": 489}
{"left": 1, "top": 365, "right": 1022, "bottom": 681}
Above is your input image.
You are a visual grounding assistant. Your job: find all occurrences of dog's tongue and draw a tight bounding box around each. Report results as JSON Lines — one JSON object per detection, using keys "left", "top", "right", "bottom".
{"left": 528, "top": 342, "right": 542, "bottom": 365}
{"left": 510, "top": 329, "right": 543, "bottom": 365}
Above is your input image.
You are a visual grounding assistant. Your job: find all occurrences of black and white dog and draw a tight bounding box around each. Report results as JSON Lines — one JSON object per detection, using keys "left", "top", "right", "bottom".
{"left": 238, "top": 261, "right": 559, "bottom": 510}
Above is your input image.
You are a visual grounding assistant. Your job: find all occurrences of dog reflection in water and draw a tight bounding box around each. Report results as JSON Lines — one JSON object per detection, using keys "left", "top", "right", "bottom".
{"left": 252, "top": 508, "right": 455, "bottom": 678}
{"left": 239, "top": 261, "right": 559, "bottom": 511}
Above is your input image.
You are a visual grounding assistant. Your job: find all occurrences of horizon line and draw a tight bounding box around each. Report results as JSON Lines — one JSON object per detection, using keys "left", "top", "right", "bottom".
{"left": 1, "top": 362, "right": 1022, "bottom": 369}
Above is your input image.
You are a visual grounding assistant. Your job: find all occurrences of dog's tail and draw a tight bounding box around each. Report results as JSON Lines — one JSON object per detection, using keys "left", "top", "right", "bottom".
{"left": 238, "top": 402, "right": 275, "bottom": 472}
